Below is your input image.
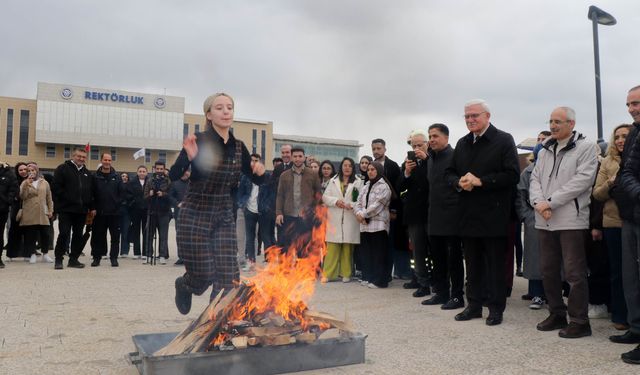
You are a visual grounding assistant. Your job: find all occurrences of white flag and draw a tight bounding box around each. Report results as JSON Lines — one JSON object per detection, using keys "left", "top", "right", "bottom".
{"left": 133, "top": 148, "right": 146, "bottom": 160}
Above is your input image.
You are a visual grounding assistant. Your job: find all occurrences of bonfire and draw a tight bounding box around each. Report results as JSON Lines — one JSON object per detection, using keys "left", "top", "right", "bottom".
{"left": 156, "top": 205, "right": 355, "bottom": 356}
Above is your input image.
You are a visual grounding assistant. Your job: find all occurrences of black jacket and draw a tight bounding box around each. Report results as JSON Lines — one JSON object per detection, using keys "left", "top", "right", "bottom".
{"left": 0, "top": 163, "right": 17, "bottom": 213}
{"left": 168, "top": 178, "right": 189, "bottom": 209}
{"left": 143, "top": 173, "right": 172, "bottom": 215}
{"left": 126, "top": 177, "right": 148, "bottom": 213}
{"left": 444, "top": 124, "right": 520, "bottom": 237}
{"left": 614, "top": 122, "right": 640, "bottom": 222}
{"left": 619, "top": 122, "right": 640, "bottom": 223}
{"left": 93, "top": 167, "right": 124, "bottom": 216}
{"left": 427, "top": 145, "right": 460, "bottom": 236}
{"left": 397, "top": 159, "right": 429, "bottom": 225}
{"left": 52, "top": 160, "right": 94, "bottom": 214}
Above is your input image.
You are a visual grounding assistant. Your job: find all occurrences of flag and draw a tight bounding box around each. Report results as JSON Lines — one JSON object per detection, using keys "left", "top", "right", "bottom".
{"left": 84, "top": 142, "right": 90, "bottom": 153}
{"left": 133, "top": 148, "right": 146, "bottom": 160}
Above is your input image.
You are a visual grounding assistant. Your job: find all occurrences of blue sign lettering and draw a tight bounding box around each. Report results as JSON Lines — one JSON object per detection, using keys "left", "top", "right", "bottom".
{"left": 83, "top": 90, "right": 145, "bottom": 105}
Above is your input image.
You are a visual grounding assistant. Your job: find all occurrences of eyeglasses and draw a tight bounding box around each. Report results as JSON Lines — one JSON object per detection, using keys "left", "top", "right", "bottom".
{"left": 464, "top": 111, "right": 486, "bottom": 119}
{"left": 548, "top": 119, "right": 571, "bottom": 125}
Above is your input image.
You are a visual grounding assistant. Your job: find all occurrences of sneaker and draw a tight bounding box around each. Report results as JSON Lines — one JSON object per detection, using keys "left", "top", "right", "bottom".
{"left": 29, "top": 254, "right": 37, "bottom": 264}
{"left": 588, "top": 304, "right": 608, "bottom": 319}
{"left": 142, "top": 258, "right": 149, "bottom": 264}
{"left": 622, "top": 344, "right": 640, "bottom": 365}
{"left": 110, "top": 258, "right": 119, "bottom": 267}
{"left": 174, "top": 258, "right": 184, "bottom": 266}
{"left": 67, "top": 259, "right": 85, "bottom": 268}
{"left": 0, "top": 259, "right": 5, "bottom": 268}
{"left": 54, "top": 260, "right": 63, "bottom": 270}
{"left": 360, "top": 280, "right": 368, "bottom": 286}
{"left": 160, "top": 258, "right": 167, "bottom": 265}
{"left": 529, "top": 296, "right": 545, "bottom": 310}
{"left": 367, "top": 283, "right": 379, "bottom": 289}
{"left": 342, "top": 277, "right": 351, "bottom": 283}
{"left": 174, "top": 276, "right": 192, "bottom": 315}
{"left": 43, "top": 254, "right": 54, "bottom": 263}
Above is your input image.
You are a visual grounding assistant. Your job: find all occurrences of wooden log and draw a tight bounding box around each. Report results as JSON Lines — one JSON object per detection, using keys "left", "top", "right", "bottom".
{"left": 318, "top": 328, "right": 341, "bottom": 340}
{"left": 267, "top": 312, "right": 286, "bottom": 327}
{"left": 304, "top": 310, "right": 356, "bottom": 333}
{"left": 231, "top": 336, "right": 248, "bottom": 349}
{"left": 155, "top": 285, "right": 251, "bottom": 356}
{"left": 295, "top": 331, "right": 317, "bottom": 344}
{"left": 260, "top": 334, "right": 296, "bottom": 346}
{"left": 244, "top": 325, "right": 301, "bottom": 337}
{"left": 247, "top": 337, "right": 260, "bottom": 346}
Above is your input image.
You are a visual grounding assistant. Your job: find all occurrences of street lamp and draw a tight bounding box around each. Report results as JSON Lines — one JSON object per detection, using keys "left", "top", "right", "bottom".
{"left": 588, "top": 5, "right": 616, "bottom": 145}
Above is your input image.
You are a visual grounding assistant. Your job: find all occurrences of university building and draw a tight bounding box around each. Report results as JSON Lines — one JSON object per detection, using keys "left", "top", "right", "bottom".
{"left": 0, "top": 82, "right": 274, "bottom": 173}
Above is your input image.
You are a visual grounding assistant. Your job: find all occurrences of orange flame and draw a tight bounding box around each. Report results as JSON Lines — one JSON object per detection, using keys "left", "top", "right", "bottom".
{"left": 212, "top": 204, "right": 329, "bottom": 346}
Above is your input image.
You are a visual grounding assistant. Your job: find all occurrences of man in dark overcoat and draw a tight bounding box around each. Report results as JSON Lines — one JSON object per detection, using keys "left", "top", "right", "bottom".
{"left": 444, "top": 99, "right": 520, "bottom": 326}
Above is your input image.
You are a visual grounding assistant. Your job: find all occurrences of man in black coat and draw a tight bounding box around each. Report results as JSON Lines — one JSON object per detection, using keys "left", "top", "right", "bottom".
{"left": 0, "top": 161, "right": 17, "bottom": 268}
{"left": 397, "top": 130, "right": 431, "bottom": 299}
{"left": 445, "top": 99, "right": 520, "bottom": 326}
{"left": 426, "top": 123, "right": 464, "bottom": 310}
{"left": 90, "top": 153, "right": 124, "bottom": 267}
{"left": 143, "top": 161, "right": 172, "bottom": 264}
{"left": 52, "top": 147, "right": 95, "bottom": 269}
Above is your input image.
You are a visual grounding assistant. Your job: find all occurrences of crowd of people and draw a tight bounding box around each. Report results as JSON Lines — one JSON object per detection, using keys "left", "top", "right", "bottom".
{"left": 2, "top": 87, "right": 640, "bottom": 365}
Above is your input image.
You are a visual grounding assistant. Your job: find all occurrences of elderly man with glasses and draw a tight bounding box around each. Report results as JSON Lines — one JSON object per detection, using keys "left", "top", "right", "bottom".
{"left": 530, "top": 106, "right": 598, "bottom": 338}
{"left": 444, "top": 99, "right": 520, "bottom": 326}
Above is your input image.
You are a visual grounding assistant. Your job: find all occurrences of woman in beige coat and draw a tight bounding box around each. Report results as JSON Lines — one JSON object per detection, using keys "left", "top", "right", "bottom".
{"left": 19, "top": 163, "right": 54, "bottom": 264}
{"left": 593, "top": 124, "right": 632, "bottom": 330}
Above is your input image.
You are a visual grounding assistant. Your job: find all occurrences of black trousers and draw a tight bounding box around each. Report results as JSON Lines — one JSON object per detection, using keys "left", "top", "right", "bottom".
{"left": 0, "top": 211, "right": 7, "bottom": 257}
{"left": 361, "top": 230, "right": 389, "bottom": 288}
{"left": 90, "top": 214, "right": 121, "bottom": 260}
{"left": 145, "top": 212, "right": 171, "bottom": 258}
{"left": 430, "top": 235, "right": 464, "bottom": 299}
{"left": 24, "top": 225, "right": 51, "bottom": 256}
{"left": 462, "top": 236, "right": 508, "bottom": 315}
{"left": 54, "top": 212, "right": 86, "bottom": 261}
{"left": 129, "top": 209, "right": 148, "bottom": 256}
{"left": 277, "top": 215, "right": 312, "bottom": 257}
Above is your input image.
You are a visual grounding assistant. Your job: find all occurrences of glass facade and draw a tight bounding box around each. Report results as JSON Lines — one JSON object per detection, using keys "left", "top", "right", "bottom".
{"left": 5, "top": 109, "right": 13, "bottom": 155}
{"left": 274, "top": 141, "right": 358, "bottom": 163}
{"left": 19, "top": 110, "right": 29, "bottom": 156}
{"left": 46, "top": 144, "right": 56, "bottom": 158}
{"left": 252, "top": 129, "right": 257, "bottom": 154}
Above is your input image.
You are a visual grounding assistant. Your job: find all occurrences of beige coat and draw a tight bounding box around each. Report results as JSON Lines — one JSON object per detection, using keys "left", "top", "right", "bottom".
{"left": 19, "top": 178, "right": 53, "bottom": 226}
{"left": 593, "top": 155, "right": 622, "bottom": 228}
{"left": 322, "top": 175, "right": 363, "bottom": 244}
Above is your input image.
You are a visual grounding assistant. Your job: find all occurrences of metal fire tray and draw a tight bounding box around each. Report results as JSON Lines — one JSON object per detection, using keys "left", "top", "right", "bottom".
{"left": 128, "top": 331, "right": 367, "bottom": 375}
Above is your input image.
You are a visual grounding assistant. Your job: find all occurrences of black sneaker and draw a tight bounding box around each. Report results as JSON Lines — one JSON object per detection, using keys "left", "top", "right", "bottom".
{"left": 54, "top": 260, "right": 63, "bottom": 270}
{"left": 0, "top": 259, "right": 4, "bottom": 269}
{"left": 174, "top": 258, "right": 184, "bottom": 266}
{"left": 441, "top": 297, "right": 465, "bottom": 310}
{"left": 622, "top": 344, "right": 640, "bottom": 365}
{"left": 175, "top": 277, "right": 192, "bottom": 315}
{"left": 68, "top": 259, "right": 85, "bottom": 268}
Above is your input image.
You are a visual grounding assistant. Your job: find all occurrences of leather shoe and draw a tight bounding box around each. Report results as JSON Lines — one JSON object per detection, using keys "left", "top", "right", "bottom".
{"left": 559, "top": 322, "right": 591, "bottom": 339}
{"left": 441, "top": 297, "right": 465, "bottom": 310}
{"left": 412, "top": 287, "right": 431, "bottom": 298}
{"left": 175, "top": 277, "right": 192, "bottom": 315}
{"left": 421, "top": 294, "right": 448, "bottom": 306}
{"left": 403, "top": 280, "right": 420, "bottom": 289}
{"left": 91, "top": 258, "right": 100, "bottom": 267}
{"left": 622, "top": 345, "right": 640, "bottom": 365}
{"left": 610, "top": 330, "right": 640, "bottom": 344}
{"left": 536, "top": 313, "right": 568, "bottom": 331}
{"left": 486, "top": 315, "right": 503, "bottom": 326}
{"left": 54, "top": 260, "right": 63, "bottom": 270}
{"left": 67, "top": 259, "right": 85, "bottom": 268}
{"left": 110, "top": 258, "right": 119, "bottom": 267}
{"left": 454, "top": 307, "right": 482, "bottom": 321}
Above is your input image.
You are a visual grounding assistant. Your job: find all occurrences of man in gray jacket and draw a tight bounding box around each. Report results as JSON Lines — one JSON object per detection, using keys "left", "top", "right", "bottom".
{"left": 529, "top": 106, "right": 598, "bottom": 338}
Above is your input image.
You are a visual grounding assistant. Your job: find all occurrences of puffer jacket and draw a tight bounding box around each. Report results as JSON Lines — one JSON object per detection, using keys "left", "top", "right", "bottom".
{"left": 593, "top": 155, "right": 623, "bottom": 228}
{"left": 52, "top": 160, "right": 94, "bottom": 214}
{"left": 353, "top": 178, "right": 391, "bottom": 233}
{"left": 93, "top": 167, "right": 124, "bottom": 216}
{"left": 529, "top": 132, "right": 598, "bottom": 231}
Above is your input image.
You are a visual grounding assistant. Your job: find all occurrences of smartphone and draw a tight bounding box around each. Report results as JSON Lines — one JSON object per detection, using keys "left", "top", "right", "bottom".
{"left": 407, "top": 151, "right": 416, "bottom": 161}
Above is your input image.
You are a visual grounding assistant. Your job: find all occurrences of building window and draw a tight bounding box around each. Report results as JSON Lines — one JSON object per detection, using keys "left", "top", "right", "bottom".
{"left": 91, "top": 146, "right": 99, "bottom": 160}
{"left": 18, "top": 110, "right": 29, "bottom": 156}
{"left": 111, "top": 148, "right": 117, "bottom": 161}
{"left": 261, "top": 130, "right": 266, "bottom": 161}
{"left": 252, "top": 129, "right": 257, "bottom": 154}
{"left": 5, "top": 109, "right": 13, "bottom": 155}
{"left": 145, "top": 149, "right": 151, "bottom": 163}
{"left": 46, "top": 144, "right": 56, "bottom": 158}
{"left": 158, "top": 151, "right": 167, "bottom": 163}
{"left": 64, "top": 145, "right": 71, "bottom": 159}
{"left": 183, "top": 123, "right": 189, "bottom": 139}
{"left": 194, "top": 124, "right": 200, "bottom": 133}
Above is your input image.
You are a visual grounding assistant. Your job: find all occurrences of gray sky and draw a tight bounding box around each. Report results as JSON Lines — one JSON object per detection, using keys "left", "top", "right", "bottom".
{"left": 1, "top": 0, "right": 639, "bottom": 162}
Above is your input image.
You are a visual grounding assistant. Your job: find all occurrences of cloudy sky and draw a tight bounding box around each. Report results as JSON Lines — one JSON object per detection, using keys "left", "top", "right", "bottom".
{"left": 1, "top": 0, "right": 639, "bottom": 161}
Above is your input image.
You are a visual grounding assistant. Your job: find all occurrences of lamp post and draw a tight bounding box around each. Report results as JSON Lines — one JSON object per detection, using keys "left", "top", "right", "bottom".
{"left": 588, "top": 5, "right": 616, "bottom": 145}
